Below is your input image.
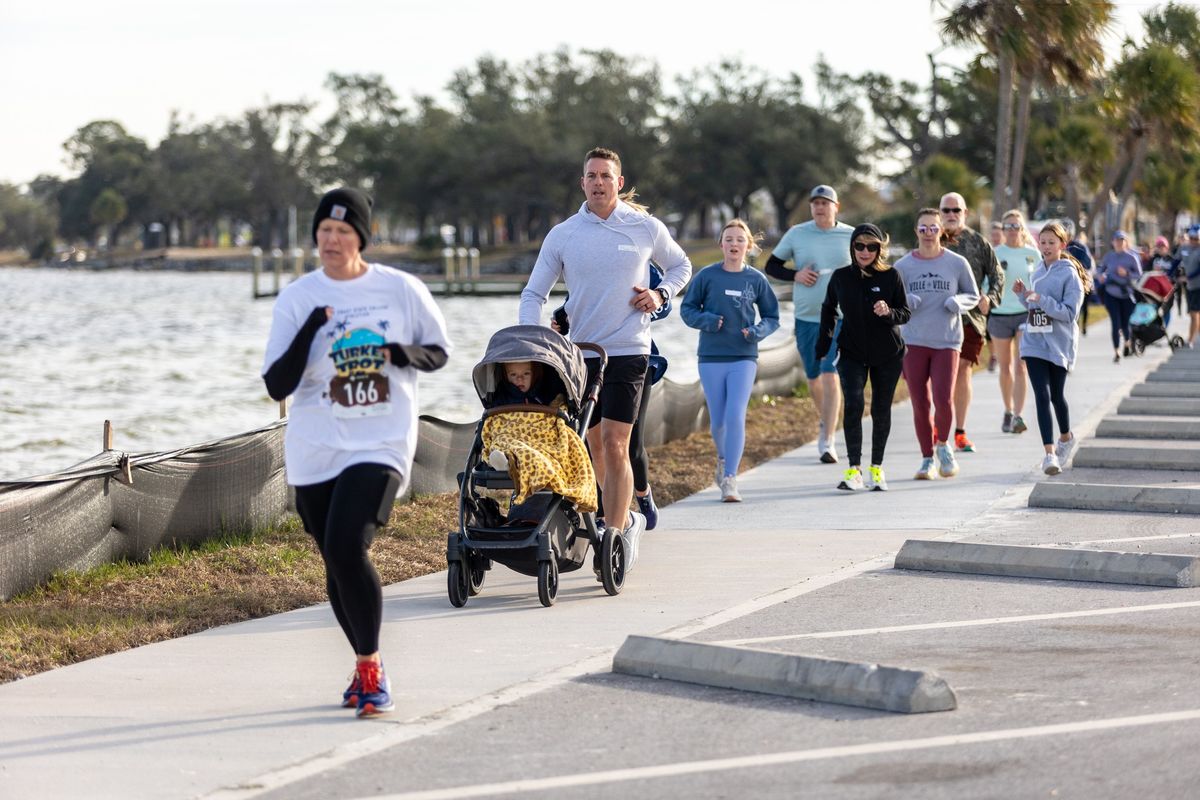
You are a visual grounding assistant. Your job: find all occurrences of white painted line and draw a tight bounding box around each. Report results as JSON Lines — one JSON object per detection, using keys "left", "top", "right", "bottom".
{"left": 1065, "top": 533, "right": 1200, "bottom": 546}
{"left": 711, "top": 599, "right": 1200, "bottom": 646}
{"left": 203, "top": 555, "right": 896, "bottom": 799}
{"left": 354, "top": 708, "right": 1200, "bottom": 800}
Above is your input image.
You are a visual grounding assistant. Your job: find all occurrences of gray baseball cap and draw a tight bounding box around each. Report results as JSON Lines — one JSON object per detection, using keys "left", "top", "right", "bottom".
{"left": 810, "top": 185, "right": 838, "bottom": 203}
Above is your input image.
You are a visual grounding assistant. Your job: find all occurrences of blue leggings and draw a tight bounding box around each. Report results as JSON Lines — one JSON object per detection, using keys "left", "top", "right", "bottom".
{"left": 699, "top": 360, "right": 758, "bottom": 478}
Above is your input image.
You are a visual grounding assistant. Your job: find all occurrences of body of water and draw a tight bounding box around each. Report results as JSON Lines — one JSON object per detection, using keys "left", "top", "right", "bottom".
{"left": 1, "top": 266, "right": 718, "bottom": 481}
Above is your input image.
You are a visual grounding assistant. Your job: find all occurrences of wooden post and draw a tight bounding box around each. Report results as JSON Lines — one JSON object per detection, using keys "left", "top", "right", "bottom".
{"left": 468, "top": 247, "right": 480, "bottom": 294}
{"left": 441, "top": 247, "right": 455, "bottom": 296}
{"left": 251, "top": 246, "right": 263, "bottom": 298}
{"left": 103, "top": 420, "right": 113, "bottom": 451}
{"left": 272, "top": 248, "right": 283, "bottom": 295}
{"left": 291, "top": 247, "right": 305, "bottom": 277}
{"left": 279, "top": 399, "right": 288, "bottom": 419}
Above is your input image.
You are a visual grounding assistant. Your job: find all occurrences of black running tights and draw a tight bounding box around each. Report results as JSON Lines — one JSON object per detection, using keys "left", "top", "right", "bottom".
{"left": 1023, "top": 357, "right": 1070, "bottom": 446}
{"left": 293, "top": 463, "right": 401, "bottom": 655}
{"left": 628, "top": 373, "right": 654, "bottom": 493}
{"left": 837, "top": 354, "right": 904, "bottom": 467}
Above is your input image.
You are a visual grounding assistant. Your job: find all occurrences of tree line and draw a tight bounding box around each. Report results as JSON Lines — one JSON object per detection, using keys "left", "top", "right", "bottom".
{"left": 2, "top": 1, "right": 1199, "bottom": 261}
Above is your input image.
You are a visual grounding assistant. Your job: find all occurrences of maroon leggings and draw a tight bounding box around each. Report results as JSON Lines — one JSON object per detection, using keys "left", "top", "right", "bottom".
{"left": 902, "top": 345, "right": 959, "bottom": 457}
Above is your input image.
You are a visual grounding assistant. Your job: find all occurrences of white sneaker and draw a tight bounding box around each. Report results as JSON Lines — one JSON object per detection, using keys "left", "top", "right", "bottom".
{"left": 914, "top": 457, "right": 937, "bottom": 480}
{"left": 720, "top": 475, "right": 742, "bottom": 502}
{"left": 1042, "top": 453, "right": 1062, "bottom": 475}
{"left": 714, "top": 457, "right": 725, "bottom": 489}
{"left": 868, "top": 465, "right": 888, "bottom": 492}
{"left": 837, "top": 467, "right": 865, "bottom": 491}
{"left": 935, "top": 443, "right": 959, "bottom": 478}
{"left": 1054, "top": 435, "right": 1076, "bottom": 465}
{"left": 623, "top": 511, "right": 646, "bottom": 570}
{"left": 486, "top": 449, "right": 509, "bottom": 471}
{"left": 820, "top": 437, "right": 839, "bottom": 464}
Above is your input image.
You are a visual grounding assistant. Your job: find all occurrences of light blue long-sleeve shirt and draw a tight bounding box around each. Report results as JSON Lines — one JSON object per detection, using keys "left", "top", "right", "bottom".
{"left": 1019, "top": 259, "right": 1084, "bottom": 370}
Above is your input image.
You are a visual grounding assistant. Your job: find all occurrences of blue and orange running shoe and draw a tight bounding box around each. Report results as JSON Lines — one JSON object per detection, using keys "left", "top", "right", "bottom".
{"left": 342, "top": 669, "right": 362, "bottom": 708}
{"left": 355, "top": 661, "right": 395, "bottom": 718}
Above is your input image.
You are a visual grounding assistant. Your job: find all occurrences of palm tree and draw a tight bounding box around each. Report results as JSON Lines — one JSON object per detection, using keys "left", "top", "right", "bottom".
{"left": 1006, "top": 1, "right": 1114, "bottom": 208}
{"left": 939, "top": 0, "right": 1113, "bottom": 217}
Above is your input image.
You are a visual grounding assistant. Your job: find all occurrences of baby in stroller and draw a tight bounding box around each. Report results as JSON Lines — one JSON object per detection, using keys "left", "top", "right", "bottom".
{"left": 447, "top": 325, "right": 627, "bottom": 607}
{"left": 1130, "top": 271, "right": 1186, "bottom": 354}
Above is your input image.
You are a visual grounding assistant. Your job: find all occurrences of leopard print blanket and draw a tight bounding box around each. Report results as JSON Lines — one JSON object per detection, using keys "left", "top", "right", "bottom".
{"left": 482, "top": 411, "right": 597, "bottom": 512}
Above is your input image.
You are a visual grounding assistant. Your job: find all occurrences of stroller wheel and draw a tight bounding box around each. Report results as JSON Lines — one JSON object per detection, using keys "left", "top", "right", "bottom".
{"left": 600, "top": 529, "right": 626, "bottom": 596}
{"left": 1171, "top": 335, "right": 1187, "bottom": 350}
{"left": 447, "top": 561, "right": 470, "bottom": 608}
{"left": 468, "top": 563, "right": 486, "bottom": 596}
{"left": 1132, "top": 338, "right": 1146, "bottom": 356}
{"left": 537, "top": 559, "right": 559, "bottom": 607}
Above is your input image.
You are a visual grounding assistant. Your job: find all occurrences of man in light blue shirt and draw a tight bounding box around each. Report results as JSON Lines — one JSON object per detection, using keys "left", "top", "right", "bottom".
{"left": 765, "top": 185, "right": 854, "bottom": 463}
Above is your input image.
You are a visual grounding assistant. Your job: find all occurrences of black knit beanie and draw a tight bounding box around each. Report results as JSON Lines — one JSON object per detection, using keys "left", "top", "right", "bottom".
{"left": 850, "top": 223, "right": 884, "bottom": 262}
{"left": 312, "top": 188, "right": 373, "bottom": 251}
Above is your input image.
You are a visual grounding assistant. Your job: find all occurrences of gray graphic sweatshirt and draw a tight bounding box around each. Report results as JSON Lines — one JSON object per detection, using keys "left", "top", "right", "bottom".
{"left": 894, "top": 249, "right": 979, "bottom": 350}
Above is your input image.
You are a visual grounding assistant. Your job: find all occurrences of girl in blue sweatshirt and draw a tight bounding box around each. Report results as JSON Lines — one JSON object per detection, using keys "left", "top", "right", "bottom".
{"left": 1013, "top": 221, "right": 1089, "bottom": 475}
{"left": 681, "top": 219, "right": 781, "bottom": 502}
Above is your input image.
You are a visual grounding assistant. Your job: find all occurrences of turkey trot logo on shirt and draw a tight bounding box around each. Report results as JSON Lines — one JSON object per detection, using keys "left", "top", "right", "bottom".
{"left": 328, "top": 327, "right": 391, "bottom": 418}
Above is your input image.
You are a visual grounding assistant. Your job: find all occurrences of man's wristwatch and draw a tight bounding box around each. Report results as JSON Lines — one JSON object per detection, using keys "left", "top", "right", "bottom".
{"left": 656, "top": 287, "right": 670, "bottom": 306}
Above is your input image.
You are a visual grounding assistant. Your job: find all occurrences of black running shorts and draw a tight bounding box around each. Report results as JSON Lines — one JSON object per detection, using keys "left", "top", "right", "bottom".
{"left": 585, "top": 354, "right": 648, "bottom": 427}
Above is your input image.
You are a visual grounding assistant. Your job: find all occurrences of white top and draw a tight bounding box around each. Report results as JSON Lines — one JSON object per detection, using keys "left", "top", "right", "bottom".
{"left": 518, "top": 200, "right": 692, "bottom": 357}
{"left": 262, "top": 263, "right": 453, "bottom": 486}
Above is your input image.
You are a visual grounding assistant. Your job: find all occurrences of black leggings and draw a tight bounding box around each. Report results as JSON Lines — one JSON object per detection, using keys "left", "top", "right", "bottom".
{"left": 629, "top": 374, "right": 654, "bottom": 492}
{"left": 1023, "top": 357, "right": 1070, "bottom": 446}
{"left": 837, "top": 354, "right": 904, "bottom": 467}
{"left": 1103, "top": 294, "right": 1135, "bottom": 349}
{"left": 294, "top": 463, "right": 401, "bottom": 656}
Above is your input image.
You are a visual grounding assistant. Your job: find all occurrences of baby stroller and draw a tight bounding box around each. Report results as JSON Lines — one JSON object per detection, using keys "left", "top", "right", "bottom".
{"left": 445, "top": 324, "right": 626, "bottom": 607}
{"left": 1130, "top": 272, "right": 1187, "bottom": 355}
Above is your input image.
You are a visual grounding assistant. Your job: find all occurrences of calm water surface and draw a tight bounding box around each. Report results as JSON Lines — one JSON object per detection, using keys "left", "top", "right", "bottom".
{"left": 1, "top": 267, "right": 709, "bottom": 480}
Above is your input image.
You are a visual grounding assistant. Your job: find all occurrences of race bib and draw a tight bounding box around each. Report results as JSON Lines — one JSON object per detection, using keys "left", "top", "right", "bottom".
{"left": 1026, "top": 307, "right": 1052, "bottom": 333}
{"left": 328, "top": 328, "right": 393, "bottom": 418}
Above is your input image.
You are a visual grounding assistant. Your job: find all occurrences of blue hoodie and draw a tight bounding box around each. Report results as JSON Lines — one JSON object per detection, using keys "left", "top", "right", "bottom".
{"left": 1018, "top": 258, "right": 1084, "bottom": 370}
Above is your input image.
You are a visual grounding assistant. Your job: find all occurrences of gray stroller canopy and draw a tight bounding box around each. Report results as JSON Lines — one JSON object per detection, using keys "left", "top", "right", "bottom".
{"left": 472, "top": 325, "right": 589, "bottom": 409}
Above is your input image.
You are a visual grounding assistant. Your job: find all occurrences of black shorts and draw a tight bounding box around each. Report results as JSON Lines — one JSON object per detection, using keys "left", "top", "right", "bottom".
{"left": 1189, "top": 288, "right": 1200, "bottom": 313}
{"left": 585, "top": 354, "right": 648, "bottom": 427}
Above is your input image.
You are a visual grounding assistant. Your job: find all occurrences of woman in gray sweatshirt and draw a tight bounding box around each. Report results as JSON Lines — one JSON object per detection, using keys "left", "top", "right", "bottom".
{"left": 1014, "top": 221, "right": 1089, "bottom": 475}
{"left": 894, "top": 208, "right": 979, "bottom": 481}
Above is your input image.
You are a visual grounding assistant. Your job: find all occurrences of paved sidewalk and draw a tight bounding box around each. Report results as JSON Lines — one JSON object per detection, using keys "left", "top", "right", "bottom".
{"left": 0, "top": 318, "right": 1183, "bottom": 800}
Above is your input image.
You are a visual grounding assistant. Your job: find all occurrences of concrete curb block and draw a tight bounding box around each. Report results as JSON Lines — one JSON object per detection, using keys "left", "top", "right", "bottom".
{"left": 895, "top": 539, "right": 1200, "bottom": 588}
{"left": 1096, "top": 417, "right": 1200, "bottom": 439}
{"left": 1029, "top": 482, "right": 1200, "bottom": 515}
{"left": 1130, "top": 382, "right": 1200, "bottom": 397}
{"left": 612, "top": 635, "right": 957, "bottom": 714}
{"left": 1117, "top": 397, "right": 1200, "bottom": 416}
{"left": 1074, "top": 445, "right": 1200, "bottom": 470}
{"left": 1146, "top": 370, "right": 1200, "bottom": 383}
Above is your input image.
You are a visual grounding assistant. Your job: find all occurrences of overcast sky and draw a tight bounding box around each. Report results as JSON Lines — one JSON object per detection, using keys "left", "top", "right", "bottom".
{"left": 0, "top": 0, "right": 1166, "bottom": 186}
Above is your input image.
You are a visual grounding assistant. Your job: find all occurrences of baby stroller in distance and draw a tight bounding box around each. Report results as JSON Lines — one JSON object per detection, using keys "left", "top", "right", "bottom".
{"left": 446, "top": 324, "right": 626, "bottom": 607}
{"left": 1130, "top": 272, "right": 1187, "bottom": 355}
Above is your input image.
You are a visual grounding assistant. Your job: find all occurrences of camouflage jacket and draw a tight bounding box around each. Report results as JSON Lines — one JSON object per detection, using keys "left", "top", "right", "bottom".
{"left": 947, "top": 226, "right": 1003, "bottom": 335}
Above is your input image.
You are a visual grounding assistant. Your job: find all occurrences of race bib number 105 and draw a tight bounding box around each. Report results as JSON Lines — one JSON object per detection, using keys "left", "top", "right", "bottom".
{"left": 1026, "top": 307, "right": 1052, "bottom": 334}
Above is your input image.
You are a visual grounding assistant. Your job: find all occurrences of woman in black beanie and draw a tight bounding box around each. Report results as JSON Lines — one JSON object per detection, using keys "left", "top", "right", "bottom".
{"left": 816, "top": 223, "right": 910, "bottom": 491}
{"left": 262, "top": 187, "right": 453, "bottom": 717}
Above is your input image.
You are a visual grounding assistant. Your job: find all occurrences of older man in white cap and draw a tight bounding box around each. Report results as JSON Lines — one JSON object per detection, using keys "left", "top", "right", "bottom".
{"left": 765, "top": 185, "right": 854, "bottom": 463}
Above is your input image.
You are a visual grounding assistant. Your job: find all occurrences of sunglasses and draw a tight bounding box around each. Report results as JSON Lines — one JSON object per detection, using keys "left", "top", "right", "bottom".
{"left": 1002, "top": 223, "right": 1022, "bottom": 230}
{"left": 940, "top": 207, "right": 963, "bottom": 214}
{"left": 853, "top": 242, "right": 880, "bottom": 253}
{"left": 917, "top": 224, "right": 941, "bottom": 234}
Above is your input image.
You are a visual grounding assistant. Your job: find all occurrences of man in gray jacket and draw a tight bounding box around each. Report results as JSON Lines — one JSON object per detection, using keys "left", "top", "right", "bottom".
{"left": 519, "top": 147, "right": 692, "bottom": 566}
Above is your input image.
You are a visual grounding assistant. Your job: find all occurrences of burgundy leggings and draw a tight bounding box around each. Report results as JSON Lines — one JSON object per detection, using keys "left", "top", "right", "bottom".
{"left": 902, "top": 345, "right": 959, "bottom": 457}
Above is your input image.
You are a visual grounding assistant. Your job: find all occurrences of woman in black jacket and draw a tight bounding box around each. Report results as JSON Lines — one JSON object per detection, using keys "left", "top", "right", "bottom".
{"left": 816, "top": 223, "right": 910, "bottom": 492}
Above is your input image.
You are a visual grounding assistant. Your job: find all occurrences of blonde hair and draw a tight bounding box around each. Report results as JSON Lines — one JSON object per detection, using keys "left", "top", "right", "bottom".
{"left": 719, "top": 218, "right": 763, "bottom": 257}
{"left": 1001, "top": 209, "right": 1035, "bottom": 247}
{"left": 1039, "top": 221, "right": 1093, "bottom": 293}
